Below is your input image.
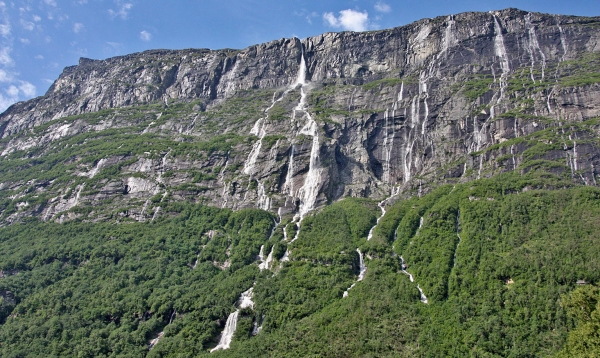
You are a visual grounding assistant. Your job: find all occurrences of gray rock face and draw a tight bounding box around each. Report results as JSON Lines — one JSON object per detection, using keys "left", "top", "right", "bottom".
{"left": 1, "top": 8, "right": 600, "bottom": 223}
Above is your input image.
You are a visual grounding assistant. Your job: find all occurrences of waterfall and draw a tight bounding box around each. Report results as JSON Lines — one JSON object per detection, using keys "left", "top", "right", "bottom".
{"left": 151, "top": 206, "right": 161, "bottom": 221}
{"left": 256, "top": 182, "right": 271, "bottom": 211}
{"left": 284, "top": 145, "right": 295, "bottom": 196}
{"left": 210, "top": 287, "right": 255, "bottom": 352}
{"left": 382, "top": 103, "right": 398, "bottom": 185}
{"left": 417, "top": 285, "right": 429, "bottom": 304}
{"left": 243, "top": 119, "right": 265, "bottom": 175}
{"left": 399, "top": 256, "right": 428, "bottom": 304}
{"left": 286, "top": 43, "right": 322, "bottom": 234}
{"left": 526, "top": 13, "right": 546, "bottom": 82}
{"left": 343, "top": 248, "right": 367, "bottom": 297}
{"left": 367, "top": 199, "right": 387, "bottom": 241}
{"left": 258, "top": 245, "right": 274, "bottom": 271}
{"left": 492, "top": 15, "right": 510, "bottom": 74}
{"left": 148, "top": 332, "right": 164, "bottom": 350}
{"left": 400, "top": 256, "right": 415, "bottom": 282}
{"left": 442, "top": 15, "right": 457, "bottom": 54}
{"left": 367, "top": 187, "right": 402, "bottom": 241}
{"left": 192, "top": 253, "right": 200, "bottom": 269}
{"left": 557, "top": 24, "right": 568, "bottom": 61}
{"left": 148, "top": 310, "right": 176, "bottom": 350}
{"left": 492, "top": 14, "right": 510, "bottom": 106}
{"left": 419, "top": 71, "right": 429, "bottom": 136}
{"left": 87, "top": 158, "right": 107, "bottom": 178}
{"left": 356, "top": 249, "right": 367, "bottom": 281}
{"left": 210, "top": 311, "right": 240, "bottom": 352}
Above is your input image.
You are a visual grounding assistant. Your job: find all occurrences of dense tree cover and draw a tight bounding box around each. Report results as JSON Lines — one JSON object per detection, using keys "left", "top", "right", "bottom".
{"left": 1, "top": 174, "right": 600, "bottom": 357}
{"left": 558, "top": 285, "right": 600, "bottom": 357}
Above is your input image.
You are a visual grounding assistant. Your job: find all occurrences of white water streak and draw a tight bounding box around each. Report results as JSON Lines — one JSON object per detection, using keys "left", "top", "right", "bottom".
{"left": 210, "top": 288, "right": 255, "bottom": 352}
{"left": 526, "top": 13, "right": 546, "bottom": 82}
{"left": 343, "top": 248, "right": 367, "bottom": 297}
{"left": 258, "top": 245, "right": 274, "bottom": 271}
{"left": 294, "top": 48, "right": 322, "bottom": 222}
{"left": 367, "top": 199, "right": 387, "bottom": 241}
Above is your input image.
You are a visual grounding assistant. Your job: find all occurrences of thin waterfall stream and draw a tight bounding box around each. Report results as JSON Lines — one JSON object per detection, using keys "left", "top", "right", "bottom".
{"left": 343, "top": 248, "right": 367, "bottom": 297}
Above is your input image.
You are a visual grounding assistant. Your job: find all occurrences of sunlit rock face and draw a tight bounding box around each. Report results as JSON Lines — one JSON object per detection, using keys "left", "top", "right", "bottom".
{"left": 1, "top": 8, "right": 600, "bottom": 224}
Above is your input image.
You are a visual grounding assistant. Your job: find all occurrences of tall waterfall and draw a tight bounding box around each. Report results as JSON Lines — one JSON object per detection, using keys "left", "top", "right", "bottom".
{"left": 210, "top": 287, "right": 255, "bottom": 352}
{"left": 293, "top": 47, "right": 322, "bottom": 222}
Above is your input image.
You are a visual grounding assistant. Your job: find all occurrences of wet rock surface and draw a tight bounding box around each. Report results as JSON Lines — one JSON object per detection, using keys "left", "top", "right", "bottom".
{"left": 1, "top": 8, "right": 600, "bottom": 224}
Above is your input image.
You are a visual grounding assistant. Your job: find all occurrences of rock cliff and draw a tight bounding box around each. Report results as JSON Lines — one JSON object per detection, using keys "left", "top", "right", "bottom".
{"left": 1, "top": 8, "right": 600, "bottom": 224}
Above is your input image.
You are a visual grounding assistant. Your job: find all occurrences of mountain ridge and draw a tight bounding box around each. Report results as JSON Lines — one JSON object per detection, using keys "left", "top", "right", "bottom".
{"left": 0, "top": 7, "right": 599, "bottom": 357}
{"left": 0, "top": 7, "right": 599, "bottom": 223}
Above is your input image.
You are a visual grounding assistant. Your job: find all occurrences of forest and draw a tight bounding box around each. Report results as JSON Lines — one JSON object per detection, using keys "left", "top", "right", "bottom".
{"left": 0, "top": 171, "right": 599, "bottom": 357}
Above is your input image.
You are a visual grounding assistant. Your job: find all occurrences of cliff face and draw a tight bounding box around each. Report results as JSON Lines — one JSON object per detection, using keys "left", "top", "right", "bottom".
{"left": 1, "top": 8, "right": 600, "bottom": 224}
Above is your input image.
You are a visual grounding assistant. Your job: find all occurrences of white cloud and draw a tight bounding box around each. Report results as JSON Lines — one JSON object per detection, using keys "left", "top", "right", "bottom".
{"left": 19, "top": 38, "right": 30, "bottom": 44}
{"left": 109, "top": 3, "right": 133, "bottom": 20}
{"left": 43, "top": 0, "right": 57, "bottom": 6}
{"left": 106, "top": 41, "right": 123, "bottom": 48}
{"left": 19, "top": 81, "right": 35, "bottom": 97}
{"left": 323, "top": 9, "right": 369, "bottom": 32}
{"left": 0, "top": 46, "right": 12, "bottom": 65}
{"left": 139, "top": 30, "right": 151, "bottom": 41}
{"left": 294, "top": 9, "right": 319, "bottom": 25}
{"left": 33, "top": 15, "right": 41, "bottom": 22}
{"left": 374, "top": 2, "right": 391, "bottom": 13}
{"left": 73, "top": 22, "right": 84, "bottom": 33}
{"left": 0, "top": 69, "right": 12, "bottom": 82}
{"left": 20, "top": 19, "right": 35, "bottom": 31}
{"left": 6, "top": 85, "right": 18, "bottom": 97}
{"left": 0, "top": 24, "right": 9, "bottom": 37}
{"left": 35, "top": 54, "right": 44, "bottom": 60}
{"left": 0, "top": 80, "right": 37, "bottom": 112}
{"left": 0, "top": 94, "right": 16, "bottom": 111}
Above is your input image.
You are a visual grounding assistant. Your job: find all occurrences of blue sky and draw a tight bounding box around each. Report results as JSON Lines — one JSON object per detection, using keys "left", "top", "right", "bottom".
{"left": 1, "top": 0, "right": 599, "bottom": 112}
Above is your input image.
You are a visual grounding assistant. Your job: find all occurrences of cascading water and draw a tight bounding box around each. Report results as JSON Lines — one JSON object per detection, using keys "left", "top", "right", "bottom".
{"left": 296, "top": 118, "right": 322, "bottom": 220}
{"left": 367, "top": 199, "right": 387, "bottom": 241}
{"left": 148, "top": 332, "right": 164, "bottom": 350}
{"left": 256, "top": 182, "right": 271, "bottom": 211}
{"left": 381, "top": 108, "right": 396, "bottom": 184}
{"left": 243, "top": 119, "right": 266, "bottom": 175}
{"left": 210, "top": 287, "right": 255, "bottom": 352}
{"left": 400, "top": 256, "right": 414, "bottom": 282}
{"left": 525, "top": 13, "right": 546, "bottom": 83}
{"left": 417, "top": 285, "right": 429, "bottom": 304}
{"left": 148, "top": 310, "right": 176, "bottom": 350}
{"left": 284, "top": 145, "right": 295, "bottom": 197}
{"left": 399, "top": 254, "right": 428, "bottom": 304}
{"left": 343, "top": 248, "right": 367, "bottom": 297}
{"left": 492, "top": 15, "right": 510, "bottom": 76}
{"left": 282, "top": 43, "right": 322, "bottom": 246}
{"left": 258, "top": 245, "right": 274, "bottom": 271}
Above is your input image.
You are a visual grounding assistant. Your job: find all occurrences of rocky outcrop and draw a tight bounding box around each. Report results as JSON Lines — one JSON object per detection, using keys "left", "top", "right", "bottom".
{"left": 0, "top": 8, "right": 600, "bottom": 224}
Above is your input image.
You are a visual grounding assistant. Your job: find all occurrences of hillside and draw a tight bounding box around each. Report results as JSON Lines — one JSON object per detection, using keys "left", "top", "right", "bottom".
{"left": 0, "top": 8, "right": 599, "bottom": 357}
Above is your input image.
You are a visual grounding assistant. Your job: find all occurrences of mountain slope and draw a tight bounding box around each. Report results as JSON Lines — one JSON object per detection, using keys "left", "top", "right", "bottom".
{"left": 0, "top": 9, "right": 600, "bottom": 225}
{"left": 0, "top": 8, "right": 599, "bottom": 357}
